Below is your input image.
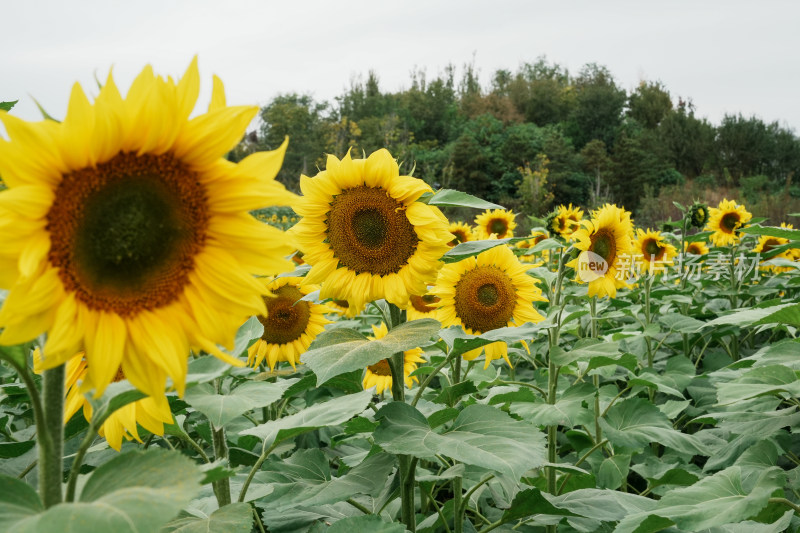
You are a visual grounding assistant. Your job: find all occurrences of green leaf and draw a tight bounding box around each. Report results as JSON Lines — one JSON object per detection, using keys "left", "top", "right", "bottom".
{"left": 703, "top": 303, "right": 796, "bottom": 329}
{"left": 425, "top": 189, "right": 502, "bottom": 210}
{"left": 597, "top": 454, "right": 631, "bottom": 490}
{"left": 509, "top": 382, "right": 593, "bottom": 427}
{"left": 326, "top": 515, "right": 406, "bottom": 533}
{"left": 232, "top": 316, "right": 263, "bottom": 358}
{"left": 752, "top": 303, "right": 800, "bottom": 327}
{"left": 186, "top": 356, "right": 233, "bottom": 386}
{"left": 714, "top": 365, "right": 800, "bottom": 405}
{"left": 185, "top": 379, "right": 298, "bottom": 427}
{"left": 301, "top": 319, "right": 439, "bottom": 385}
{"left": 501, "top": 488, "right": 578, "bottom": 521}
{"left": 10, "top": 449, "right": 203, "bottom": 533}
{"left": 160, "top": 503, "right": 253, "bottom": 533}
{"left": 373, "top": 402, "right": 545, "bottom": 479}
{"left": 433, "top": 380, "right": 478, "bottom": 405}
{"left": 599, "top": 398, "right": 708, "bottom": 455}
{"left": 546, "top": 488, "right": 657, "bottom": 522}
{"left": 550, "top": 339, "right": 621, "bottom": 366}
{"left": 739, "top": 224, "right": 800, "bottom": 240}
{"left": 0, "top": 344, "right": 27, "bottom": 368}
{"left": 442, "top": 237, "right": 529, "bottom": 263}
{"left": 240, "top": 390, "right": 372, "bottom": 446}
{"left": 439, "top": 322, "right": 548, "bottom": 359}
{"left": 0, "top": 101, "right": 17, "bottom": 112}
{"left": 0, "top": 441, "right": 35, "bottom": 459}
{"left": 0, "top": 474, "right": 42, "bottom": 527}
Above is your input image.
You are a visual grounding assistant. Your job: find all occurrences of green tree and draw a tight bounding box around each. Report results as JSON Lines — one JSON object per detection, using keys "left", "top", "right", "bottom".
{"left": 580, "top": 139, "right": 613, "bottom": 207}
{"left": 564, "top": 63, "right": 627, "bottom": 149}
{"left": 627, "top": 81, "right": 672, "bottom": 129}
{"left": 657, "top": 99, "right": 716, "bottom": 178}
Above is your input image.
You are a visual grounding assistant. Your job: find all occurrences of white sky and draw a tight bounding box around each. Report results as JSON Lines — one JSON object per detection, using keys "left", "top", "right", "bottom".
{"left": 3, "top": 0, "right": 800, "bottom": 133}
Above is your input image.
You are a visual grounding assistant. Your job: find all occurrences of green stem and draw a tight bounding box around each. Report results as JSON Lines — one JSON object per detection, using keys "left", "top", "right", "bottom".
{"left": 453, "top": 476, "right": 463, "bottom": 533}
{"left": 589, "top": 297, "right": 602, "bottom": 445}
{"left": 238, "top": 440, "right": 278, "bottom": 502}
{"left": 346, "top": 497, "right": 372, "bottom": 514}
{"left": 65, "top": 424, "right": 98, "bottom": 502}
{"left": 39, "top": 365, "right": 65, "bottom": 508}
{"left": 211, "top": 423, "right": 231, "bottom": 507}
{"left": 412, "top": 350, "right": 456, "bottom": 407}
{"left": 769, "top": 497, "right": 800, "bottom": 515}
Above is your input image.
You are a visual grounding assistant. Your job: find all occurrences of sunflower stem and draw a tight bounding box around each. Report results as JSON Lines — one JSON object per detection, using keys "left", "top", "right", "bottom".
{"left": 65, "top": 421, "right": 99, "bottom": 502}
{"left": 211, "top": 423, "right": 232, "bottom": 507}
{"left": 39, "top": 364, "right": 65, "bottom": 508}
{"left": 589, "top": 296, "right": 602, "bottom": 446}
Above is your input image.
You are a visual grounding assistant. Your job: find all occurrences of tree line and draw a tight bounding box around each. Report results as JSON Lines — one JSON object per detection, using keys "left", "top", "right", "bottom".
{"left": 232, "top": 57, "right": 800, "bottom": 223}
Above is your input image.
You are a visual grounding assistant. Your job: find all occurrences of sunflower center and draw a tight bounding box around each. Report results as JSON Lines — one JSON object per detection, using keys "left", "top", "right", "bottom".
{"left": 590, "top": 230, "right": 616, "bottom": 263}
{"left": 258, "top": 285, "right": 311, "bottom": 345}
{"left": 454, "top": 266, "right": 516, "bottom": 333}
{"left": 367, "top": 359, "right": 393, "bottom": 376}
{"left": 47, "top": 152, "right": 208, "bottom": 316}
{"left": 643, "top": 239, "right": 663, "bottom": 260}
{"left": 326, "top": 186, "right": 419, "bottom": 275}
{"left": 721, "top": 213, "right": 740, "bottom": 233}
{"left": 490, "top": 219, "right": 508, "bottom": 237}
{"left": 410, "top": 293, "right": 440, "bottom": 313}
{"left": 761, "top": 238, "right": 781, "bottom": 254}
{"left": 449, "top": 230, "right": 467, "bottom": 246}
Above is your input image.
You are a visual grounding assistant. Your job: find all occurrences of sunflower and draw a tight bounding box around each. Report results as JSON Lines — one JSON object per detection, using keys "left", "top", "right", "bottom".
{"left": 0, "top": 59, "right": 295, "bottom": 399}
{"left": 634, "top": 228, "right": 677, "bottom": 274}
{"left": 753, "top": 223, "right": 797, "bottom": 271}
{"left": 431, "top": 245, "right": 547, "bottom": 367}
{"left": 688, "top": 202, "right": 709, "bottom": 228}
{"left": 474, "top": 209, "right": 516, "bottom": 240}
{"left": 362, "top": 323, "right": 425, "bottom": 394}
{"left": 684, "top": 241, "right": 709, "bottom": 256}
{"left": 516, "top": 230, "right": 548, "bottom": 264}
{"left": 290, "top": 149, "right": 451, "bottom": 311}
{"left": 407, "top": 290, "right": 440, "bottom": 321}
{"left": 34, "top": 349, "right": 173, "bottom": 451}
{"left": 553, "top": 203, "right": 584, "bottom": 238}
{"left": 448, "top": 221, "right": 474, "bottom": 247}
{"left": 705, "top": 199, "right": 752, "bottom": 246}
{"left": 567, "top": 204, "right": 635, "bottom": 298}
{"left": 247, "top": 277, "right": 332, "bottom": 371}
{"left": 328, "top": 298, "right": 365, "bottom": 318}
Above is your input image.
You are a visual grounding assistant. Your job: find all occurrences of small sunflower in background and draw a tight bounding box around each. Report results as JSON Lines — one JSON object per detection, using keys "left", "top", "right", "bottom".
{"left": 474, "top": 209, "right": 516, "bottom": 239}
{"left": 705, "top": 199, "right": 752, "bottom": 246}
{"left": 34, "top": 350, "right": 172, "bottom": 451}
{"left": 431, "top": 245, "right": 547, "bottom": 367}
{"left": 362, "top": 323, "right": 425, "bottom": 394}
{"left": 291, "top": 149, "right": 452, "bottom": 311}
{"left": 553, "top": 203, "right": 584, "bottom": 238}
{"left": 0, "top": 59, "right": 295, "bottom": 399}
{"left": 753, "top": 223, "right": 797, "bottom": 272}
{"left": 567, "top": 204, "right": 635, "bottom": 298}
{"left": 688, "top": 202, "right": 709, "bottom": 228}
{"left": 448, "top": 221, "right": 474, "bottom": 247}
{"left": 247, "top": 277, "right": 332, "bottom": 371}
{"left": 407, "top": 290, "right": 440, "bottom": 321}
{"left": 634, "top": 229, "right": 677, "bottom": 274}
{"left": 516, "top": 230, "right": 549, "bottom": 264}
{"left": 684, "top": 240, "right": 709, "bottom": 256}
{"left": 328, "top": 298, "right": 365, "bottom": 318}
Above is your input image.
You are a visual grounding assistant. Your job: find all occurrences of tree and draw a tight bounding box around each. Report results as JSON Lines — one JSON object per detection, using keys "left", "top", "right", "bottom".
{"left": 657, "top": 99, "right": 716, "bottom": 178}
{"left": 580, "top": 139, "right": 613, "bottom": 206}
{"left": 627, "top": 81, "right": 672, "bottom": 129}
{"left": 564, "top": 63, "right": 627, "bottom": 149}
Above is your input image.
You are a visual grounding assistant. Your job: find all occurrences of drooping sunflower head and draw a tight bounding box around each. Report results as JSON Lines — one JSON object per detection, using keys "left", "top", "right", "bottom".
{"left": 290, "top": 149, "right": 452, "bottom": 311}
{"left": 474, "top": 209, "right": 516, "bottom": 240}
{"left": 431, "top": 245, "right": 547, "bottom": 367}
{"left": 407, "top": 290, "right": 441, "bottom": 321}
{"left": 634, "top": 228, "right": 677, "bottom": 273}
{"left": 684, "top": 241, "right": 709, "bottom": 256}
{"left": 362, "top": 322, "right": 426, "bottom": 395}
{"left": 705, "top": 199, "right": 752, "bottom": 246}
{"left": 553, "top": 203, "right": 584, "bottom": 238}
{"left": 688, "top": 202, "right": 709, "bottom": 228}
{"left": 448, "top": 221, "right": 475, "bottom": 247}
{"left": 567, "top": 204, "right": 635, "bottom": 298}
{"left": 0, "top": 59, "right": 296, "bottom": 399}
{"left": 247, "top": 277, "right": 332, "bottom": 371}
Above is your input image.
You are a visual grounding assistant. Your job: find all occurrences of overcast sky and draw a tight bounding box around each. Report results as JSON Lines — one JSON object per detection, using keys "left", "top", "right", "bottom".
{"left": 3, "top": 0, "right": 800, "bottom": 134}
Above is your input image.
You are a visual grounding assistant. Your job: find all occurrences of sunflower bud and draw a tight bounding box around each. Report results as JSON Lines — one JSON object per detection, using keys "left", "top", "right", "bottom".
{"left": 545, "top": 211, "right": 561, "bottom": 236}
{"left": 688, "top": 202, "right": 709, "bottom": 228}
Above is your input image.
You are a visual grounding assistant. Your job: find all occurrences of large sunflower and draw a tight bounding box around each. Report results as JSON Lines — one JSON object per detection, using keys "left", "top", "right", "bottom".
{"left": 431, "top": 245, "right": 546, "bottom": 367}
{"left": 0, "top": 59, "right": 295, "bottom": 398}
{"left": 705, "top": 199, "right": 752, "bottom": 246}
{"left": 448, "top": 221, "right": 474, "bottom": 247}
{"left": 247, "top": 277, "right": 332, "bottom": 371}
{"left": 567, "top": 204, "right": 635, "bottom": 298}
{"left": 634, "top": 228, "right": 677, "bottom": 274}
{"left": 362, "top": 323, "right": 425, "bottom": 394}
{"left": 290, "top": 149, "right": 451, "bottom": 311}
{"left": 34, "top": 350, "right": 173, "bottom": 451}
{"left": 474, "top": 209, "right": 516, "bottom": 240}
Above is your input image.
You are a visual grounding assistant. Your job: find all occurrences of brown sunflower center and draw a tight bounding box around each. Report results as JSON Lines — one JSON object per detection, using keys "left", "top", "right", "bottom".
{"left": 333, "top": 299, "right": 350, "bottom": 308}
{"left": 46, "top": 152, "right": 208, "bottom": 316}
{"left": 761, "top": 238, "right": 782, "bottom": 254}
{"left": 258, "top": 285, "right": 311, "bottom": 345}
{"left": 643, "top": 238, "right": 664, "bottom": 260}
{"left": 449, "top": 229, "right": 467, "bottom": 247}
{"left": 489, "top": 219, "right": 509, "bottom": 237}
{"left": 686, "top": 243, "right": 703, "bottom": 255}
{"left": 410, "top": 293, "right": 440, "bottom": 313}
{"left": 590, "top": 229, "right": 617, "bottom": 263}
{"left": 326, "top": 186, "right": 419, "bottom": 275}
{"left": 454, "top": 265, "right": 516, "bottom": 333}
{"left": 721, "top": 212, "right": 740, "bottom": 233}
{"left": 367, "top": 359, "right": 392, "bottom": 376}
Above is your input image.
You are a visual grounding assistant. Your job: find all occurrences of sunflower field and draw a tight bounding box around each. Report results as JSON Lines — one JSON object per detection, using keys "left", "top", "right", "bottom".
{"left": 2, "top": 62, "right": 800, "bottom": 533}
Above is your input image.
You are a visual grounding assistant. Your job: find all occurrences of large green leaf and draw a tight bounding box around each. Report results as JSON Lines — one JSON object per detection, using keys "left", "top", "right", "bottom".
{"left": 439, "top": 322, "right": 549, "bottom": 359}
{"left": 739, "top": 224, "right": 800, "bottom": 240}
{"left": 442, "top": 237, "right": 529, "bottom": 263}
{"left": 10, "top": 449, "right": 203, "bottom": 533}
{"left": 599, "top": 398, "right": 708, "bottom": 456}
{"left": 301, "top": 319, "right": 440, "bottom": 385}
{"left": 752, "top": 303, "right": 800, "bottom": 327}
{"left": 373, "top": 402, "right": 546, "bottom": 479}
{"left": 702, "top": 303, "right": 796, "bottom": 328}
{"left": 424, "top": 189, "right": 502, "bottom": 210}
{"left": 327, "top": 515, "right": 406, "bottom": 533}
{"left": 185, "top": 379, "right": 298, "bottom": 427}
{"left": 550, "top": 339, "right": 621, "bottom": 366}
{"left": 715, "top": 365, "right": 800, "bottom": 405}
{"left": 160, "top": 503, "right": 252, "bottom": 533}
{"left": 547, "top": 488, "right": 656, "bottom": 522}
{"left": 509, "top": 382, "right": 593, "bottom": 427}
{"left": 0, "top": 475, "right": 42, "bottom": 528}
{"left": 240, "top": 390, "right": 372, "bottom": 446}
